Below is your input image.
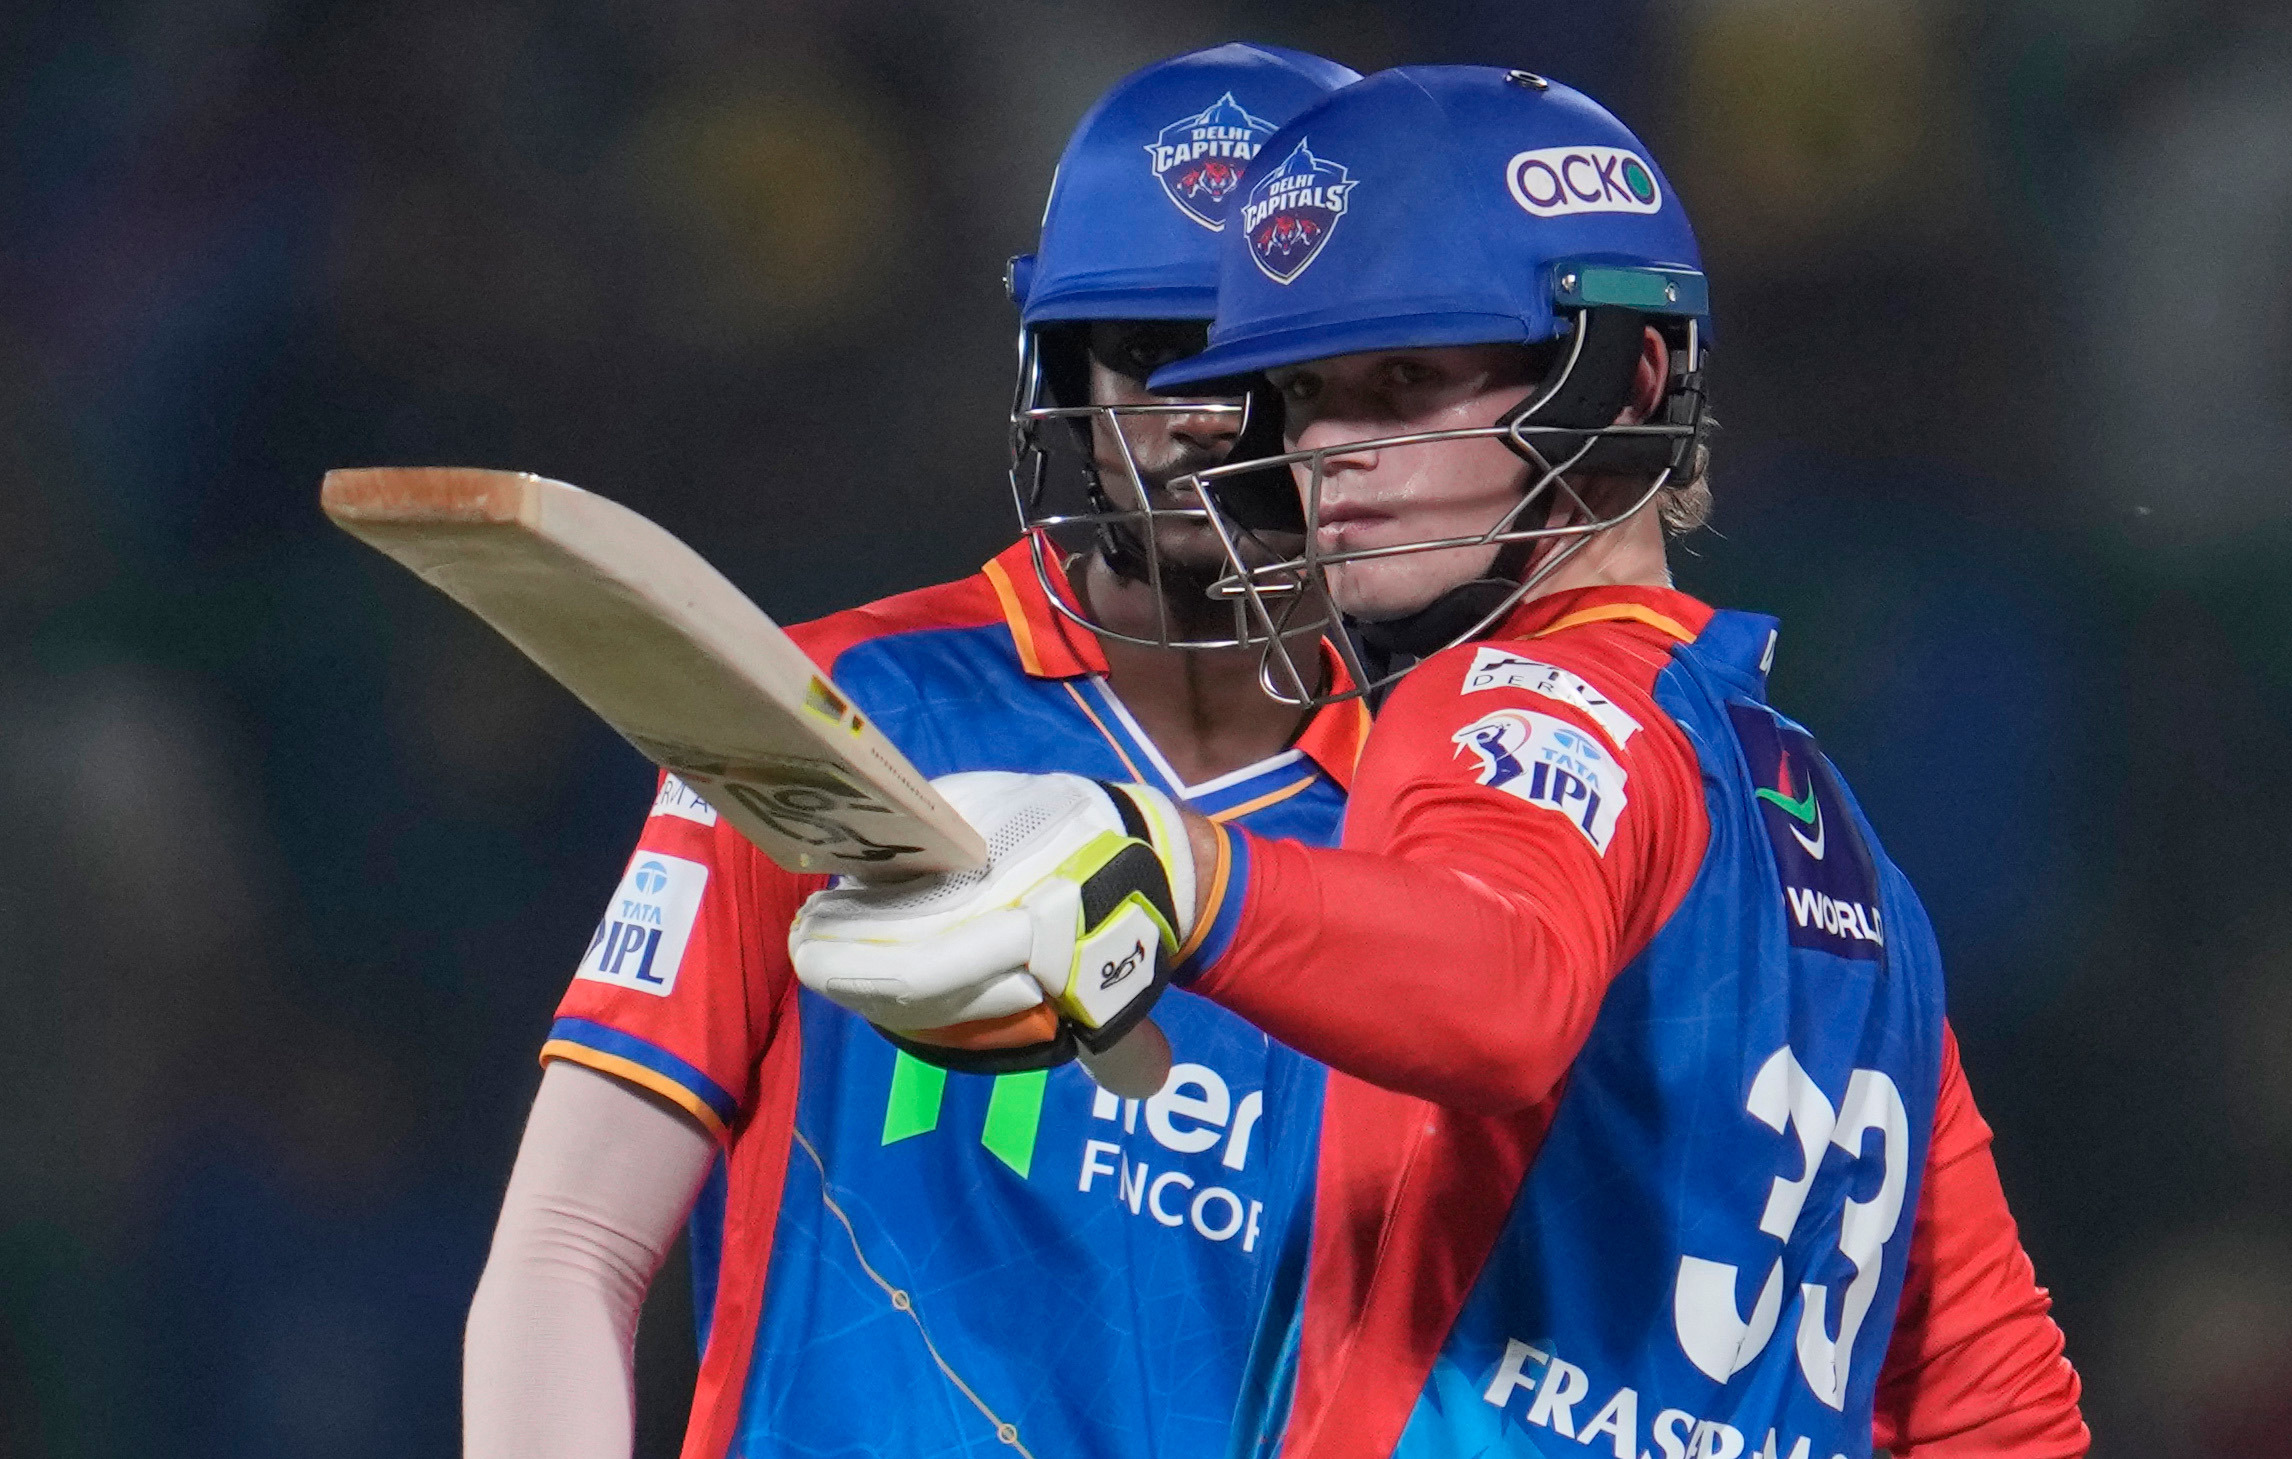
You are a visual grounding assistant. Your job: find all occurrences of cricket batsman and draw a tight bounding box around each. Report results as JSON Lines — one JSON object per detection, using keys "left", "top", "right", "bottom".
{"left": 791, "top": 67, "right": 2091, "bottom": 1457}
{"left": 462, "top": 44, "right": 1364, "bottom": 1459}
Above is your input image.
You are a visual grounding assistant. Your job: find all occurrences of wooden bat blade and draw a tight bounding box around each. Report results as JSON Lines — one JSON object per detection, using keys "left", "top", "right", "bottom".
{"left": 323, "top": 467, "right": 987, "bottom": 877}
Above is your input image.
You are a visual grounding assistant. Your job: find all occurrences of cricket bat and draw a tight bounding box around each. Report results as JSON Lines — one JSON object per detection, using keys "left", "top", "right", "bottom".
{"left": 322, "top": 467, "right": 1171, "bottom": 1098}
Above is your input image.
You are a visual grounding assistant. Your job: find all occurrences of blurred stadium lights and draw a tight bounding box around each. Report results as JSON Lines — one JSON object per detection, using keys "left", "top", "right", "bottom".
{"left": 1669, "top": 0, "right": 1956, "bottom": 259}
{"left": 2085, "top": 22, "right": 2292, "bottom": 538}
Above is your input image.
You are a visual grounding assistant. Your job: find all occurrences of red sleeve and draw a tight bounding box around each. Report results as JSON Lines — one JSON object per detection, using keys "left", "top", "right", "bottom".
{"left": 1190, "top": 630, "right": 1706, "bottom": 1111}
{"left": 1874, "top": 1025, "right": 2089, "bottom": 1455}
{"left": 541, "top": 770, "right": 819, "bottom": 1139}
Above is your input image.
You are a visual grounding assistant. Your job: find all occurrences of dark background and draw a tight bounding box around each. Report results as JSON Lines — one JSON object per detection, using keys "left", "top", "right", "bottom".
{"left": 4, "top": 1, "right": 2290, "bottom": 1454}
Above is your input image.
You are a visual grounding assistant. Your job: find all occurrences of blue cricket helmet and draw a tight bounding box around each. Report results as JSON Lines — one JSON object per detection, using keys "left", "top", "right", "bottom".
{"left": 1004, "top": 42, "right": 1362, "bottom": 654}
{"left": 1009, "top": 43, "right": 1362, "bottom": 325}
{"left": 1151, "top": 65, "right": 1708, "bottom": 389}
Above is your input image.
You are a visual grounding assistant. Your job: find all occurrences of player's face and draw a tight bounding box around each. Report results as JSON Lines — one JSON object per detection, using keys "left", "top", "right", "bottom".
{"left": 1268, "top": 344, "right": 1544, "bottom": 621}
{"left": 1086, "top": 321, "right": 1242, "bottom": 572}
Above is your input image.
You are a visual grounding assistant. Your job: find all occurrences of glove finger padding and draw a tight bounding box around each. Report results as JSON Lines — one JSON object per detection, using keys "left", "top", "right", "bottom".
{"left": 793, "top": 908, "right": 1042, "bottom": 1030}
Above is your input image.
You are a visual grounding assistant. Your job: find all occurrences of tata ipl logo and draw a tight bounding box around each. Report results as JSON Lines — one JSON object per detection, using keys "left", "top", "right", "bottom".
{"left": 1505, "top": 144, "right": 1663, "bottom": 219}
{"left": 880, "top": 1052, "right": 1049, "bottom": 1176}
{"left": 1146, "top": 92, "right": 1278, "bottom": 230}
{"left": 1242, "top": 138, "right": 1355, "bottom": 284}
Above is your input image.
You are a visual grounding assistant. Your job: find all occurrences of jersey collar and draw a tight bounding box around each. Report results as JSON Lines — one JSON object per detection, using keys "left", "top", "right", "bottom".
{"left": 1490, "top": 581, "right": 1716, "bottom": 647}
{"left": 978, "top": 534, "right": 1370, "bottom": 790}
{"left": 978, "top": 534, "right": 1109, "bottom": 679}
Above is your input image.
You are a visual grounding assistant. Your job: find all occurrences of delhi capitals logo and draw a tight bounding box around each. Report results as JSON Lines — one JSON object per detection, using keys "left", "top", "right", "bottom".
{"left": 1241, "top": 139, "right": 1355, "bottom": 285}
{"left": 1145, "top": 92, "right": 1279, "bottom": 231}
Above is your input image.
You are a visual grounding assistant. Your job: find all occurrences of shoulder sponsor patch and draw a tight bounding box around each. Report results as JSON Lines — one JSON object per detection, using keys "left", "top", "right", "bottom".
{"left": 1461, "top": 645, "right": 1640, "bottom": 746}
{"left": 650, "top": 774, "right": 720, "bottom": 827}
{"left": 578, "top": 853, "right": 708, "bottom": 997}
{"left": 1452, "top": 708, "right": 1627, "bottom": 854}
{"left": 1726, "top": 702, "right": 1884, "bottom": 961}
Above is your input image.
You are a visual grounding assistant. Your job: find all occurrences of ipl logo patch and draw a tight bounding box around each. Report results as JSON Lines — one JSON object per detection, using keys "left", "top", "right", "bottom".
{"left": 1452, "top": 707, "right": 1628, "bottom": 854}
{"left": 1241, "top": 139, "right": 1355, "bottom": 284}
{"left": 1145, "top": 92, "right": 1278, "bottom": 230}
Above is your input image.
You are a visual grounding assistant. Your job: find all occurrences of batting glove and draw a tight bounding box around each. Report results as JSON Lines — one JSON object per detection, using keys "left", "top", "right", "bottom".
{"left": 789, "top": 771, "right": 1196, "bottom": 1076}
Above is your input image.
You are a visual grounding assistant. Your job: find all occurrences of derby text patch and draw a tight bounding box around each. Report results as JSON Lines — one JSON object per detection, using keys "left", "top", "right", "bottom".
{"left": 1461, "top": 646, "right": 1641, "bottom": 746}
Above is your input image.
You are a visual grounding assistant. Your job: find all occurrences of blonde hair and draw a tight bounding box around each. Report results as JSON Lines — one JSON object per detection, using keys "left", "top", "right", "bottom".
{"left": 1656, "top": 414, "right": 1715, "bottom": 537}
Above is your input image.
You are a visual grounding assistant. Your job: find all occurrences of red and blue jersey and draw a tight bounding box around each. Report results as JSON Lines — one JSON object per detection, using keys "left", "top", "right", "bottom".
{"left": 1190, "top": 585, "right": 2087, "bottom": 1459}
{"left": 541, "top": 539, "right": 1367, "bottom": 1459}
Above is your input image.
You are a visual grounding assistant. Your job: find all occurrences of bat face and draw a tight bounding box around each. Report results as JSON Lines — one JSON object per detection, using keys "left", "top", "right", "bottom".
{"left": 631, "top": 742, "right": 932, "bottom": 869}
{"left": 321, "top": 467, "right": 985, "bottom": 877}
{"left": 324, "top": 466, "right": 1170, "bottom": 1097}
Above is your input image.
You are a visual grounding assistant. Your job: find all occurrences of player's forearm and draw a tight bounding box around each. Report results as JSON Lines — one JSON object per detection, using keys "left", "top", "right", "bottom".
{"left": 465, "top": 1061, "right": 717, "bottom": 1459}
{"left": 1183, "top": 816, "right": 1618, "bottom": 1111}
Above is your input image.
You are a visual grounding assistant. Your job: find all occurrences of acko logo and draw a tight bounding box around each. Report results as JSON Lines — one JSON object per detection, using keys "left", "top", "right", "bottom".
{"left": 1242, "top": 138, "right": 1355, "bottom": 284}
{"left": 1145, "top": 91, "right": 1278, "bottom": 231}
{"left": 1505, "top": 144, "right": 1662, "bottom": 219}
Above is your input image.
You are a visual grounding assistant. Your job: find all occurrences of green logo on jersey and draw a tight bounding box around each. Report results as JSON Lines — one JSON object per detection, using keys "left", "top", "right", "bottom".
{"left": 1753, "top": 757, "right": 1818, "bottom": 825}
{"left": 881, "top": 1052, "right": 1049, "bottom": 1177}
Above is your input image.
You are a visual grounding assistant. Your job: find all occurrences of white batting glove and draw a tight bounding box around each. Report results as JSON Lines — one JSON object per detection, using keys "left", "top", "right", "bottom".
{"left": 789, "top": 772, "right": 1196, "bottom": 1073}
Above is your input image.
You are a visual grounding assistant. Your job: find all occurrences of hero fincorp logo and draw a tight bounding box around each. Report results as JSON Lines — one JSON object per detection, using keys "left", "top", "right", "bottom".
{"left": 1242, "top": 138, "right": 1354, "bottom": 284}
{"left": 1080, "top": 1065, "right": 1268, "bottom": 1253}
{"left": 881, "top": 1051, "right": 1270, "bottom": 1253}
{"left": 1506, "top": 144, "right": 1663, "bottom": 218}
{"left": 1146, "top": 91, "right": 1278, "bottom": 230}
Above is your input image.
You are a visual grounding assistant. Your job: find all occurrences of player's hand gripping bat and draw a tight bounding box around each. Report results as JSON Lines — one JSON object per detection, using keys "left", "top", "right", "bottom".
{"left": 322, "top": 467, "right": 1173, "bottom": 1099}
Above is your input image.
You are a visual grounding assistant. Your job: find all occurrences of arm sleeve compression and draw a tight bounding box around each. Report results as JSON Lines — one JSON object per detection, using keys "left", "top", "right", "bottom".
{"left": 463, "top": 1060, "right": 718, "bottom": 1459}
